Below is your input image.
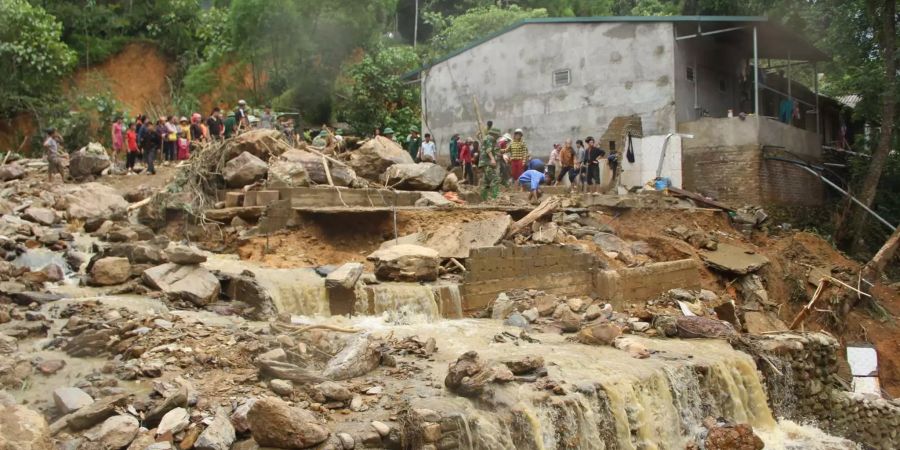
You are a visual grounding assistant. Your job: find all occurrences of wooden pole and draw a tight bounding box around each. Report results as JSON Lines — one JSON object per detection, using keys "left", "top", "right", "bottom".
{"left": 504, "top": 197, "right": 561, "bottom": 238}
{"left": 789, "top": 279, "right": 828, "bottom": 330}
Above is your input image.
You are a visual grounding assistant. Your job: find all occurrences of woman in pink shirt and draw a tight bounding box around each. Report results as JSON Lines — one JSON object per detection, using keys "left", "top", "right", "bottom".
{"left": 111, "top": 116, "right": 125, "bottom": 166}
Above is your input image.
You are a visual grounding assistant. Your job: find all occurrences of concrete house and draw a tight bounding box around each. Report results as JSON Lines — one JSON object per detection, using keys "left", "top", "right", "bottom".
{"left": 410, "top": 16, "right": 841, "bottom": 206}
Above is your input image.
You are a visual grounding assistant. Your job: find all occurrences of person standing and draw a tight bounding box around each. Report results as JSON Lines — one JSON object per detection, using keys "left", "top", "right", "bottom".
{"left": 584, "top": 136, "right": 605, "bottom": 193}
{"left": 419, "top": 133, "right": 436, "bottom": 163}
{"left": 111, "top": 116, "right": 125, "bottom": 167}
{"left": 190, "top": 113, "right": 205, "bottom": 144}
{"left": 478, "top": 128, "right": 501, "bottom": 200}
{"left": 507, "top": 128, "right": 528, "bottom": 182}
{"left": 556, "top": 139, "right": 577, "bottom": 190}
{"left": 406, "top": 127, "right": 421, "bottom": 161}
{"left": 383, "top": 127, "right": 395, "bottom": 142}
{"left": 125, "top": 122, "right": 140, "bottom": 173}
{"left": 574, "top": 139, "right": 586, "bottom": 189}
{"left": 163, "top": 116, "right": 178, "bottom": 163}
{"left": 459, "top": 137, "right": 475, "bottom": 185}
{"left": 236, "top": 100, "right": 250, "bottom": 132}
{"left": 140, "top": 122, "right": 160, "bottom": 175}
{"left": 259, "top": 105, "right": 274, "bottom": 129}
{"left": 449, "top": 134, "right": 460, "bottom": 168}
{"left": 547, "top": 143, "right": 560, "bottom": 181}
{"left": 207, "top": 108, "right": 224, "bottom": 140}
{"left": 43, "top": 128, "right": 66, "bottom": 183}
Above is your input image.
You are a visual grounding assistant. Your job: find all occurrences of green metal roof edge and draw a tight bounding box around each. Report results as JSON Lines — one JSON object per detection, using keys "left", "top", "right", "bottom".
{"left": 403, "top": 15, "right": 769, "bottom": 79}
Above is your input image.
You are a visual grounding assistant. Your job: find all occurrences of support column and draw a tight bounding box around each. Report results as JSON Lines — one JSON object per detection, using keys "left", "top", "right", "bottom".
{"left": 753, "top": 26, "right": 760, "bottom": 116}
{"left": 814, "top": 62, "right": 820, "bottom": 139}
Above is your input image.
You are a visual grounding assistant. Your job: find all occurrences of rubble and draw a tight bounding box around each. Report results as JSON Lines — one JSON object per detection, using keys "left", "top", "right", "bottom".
{"left": 53, "top": 387, "right": 94, "bottom": 414}
{"left": 444, "top": 351, "right": 513, "bottom": 398}
{"left": 142, "top": 263, "right": 220, "bottom": 305}
{"left": 0, "top": 403, "right": 53, "bottom": 450}
{"left": 700, "top": 243, "right": 769, "bottom": 274}
{"left": 224, "top": 151, "right": 268, "bottom": 188}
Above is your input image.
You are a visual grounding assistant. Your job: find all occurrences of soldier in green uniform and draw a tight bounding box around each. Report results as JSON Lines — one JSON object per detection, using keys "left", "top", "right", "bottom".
{"left": 479, "top": 127, "right": 502, "bottom": 200}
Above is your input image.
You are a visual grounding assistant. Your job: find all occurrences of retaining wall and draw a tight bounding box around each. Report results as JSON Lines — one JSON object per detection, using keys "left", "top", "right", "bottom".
{"left": 593, "top": 258, "right": 701, "bottom": 309}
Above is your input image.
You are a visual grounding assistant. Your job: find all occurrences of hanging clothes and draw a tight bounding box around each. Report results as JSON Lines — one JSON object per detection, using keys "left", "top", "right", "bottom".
{"left": 779, "top": 98, "right": 794, "bottom": 123}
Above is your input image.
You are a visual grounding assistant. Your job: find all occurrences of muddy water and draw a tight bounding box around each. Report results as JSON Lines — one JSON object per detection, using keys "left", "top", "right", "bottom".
{"left": 307, "top": 316, "right": 858, "bottom": 450}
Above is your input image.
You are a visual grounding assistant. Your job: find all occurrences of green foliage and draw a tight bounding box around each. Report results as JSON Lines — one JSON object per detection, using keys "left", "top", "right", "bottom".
{"left": 336, "top": 45, "right": 421, "bottom": 135}
{"left": 0, "top": 0, "right": 76, "bottom": 115}
{"left": 423, "top": 5, "right": 549, "bottom": 60}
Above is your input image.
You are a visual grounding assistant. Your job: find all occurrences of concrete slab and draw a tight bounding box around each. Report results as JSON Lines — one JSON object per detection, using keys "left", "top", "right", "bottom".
{"left": 699, "top": 243, "right": 769, "bottom": 274}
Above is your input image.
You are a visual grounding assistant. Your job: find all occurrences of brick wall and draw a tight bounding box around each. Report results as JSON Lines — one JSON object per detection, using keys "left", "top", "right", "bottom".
{"left": 593, "top": 259, "right": 701, "bottom": 309}
{"left": 759, "top": 159, "right": 824, "bottom": 206}
{"left": 599, "top": 115, "right": 644, "bottom": 153}
{"left": 461, "top": 245, "right": 595, "bottom": 312}
{"left": 681, "top": 144, "right": 763, "bottom": 205}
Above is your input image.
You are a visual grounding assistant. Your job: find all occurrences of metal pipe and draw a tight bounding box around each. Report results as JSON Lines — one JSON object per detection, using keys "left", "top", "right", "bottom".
{"left": 753, "top": 26, "right": 759, "bottom": 116}
{"left": 787, "top": 49, "right": 792, "bottom": 99}
{"left": 814, "top": 62, "right": 820, "bottom": 138}
{"left": 767, "top": 157, "right": 897, "bottom": 231}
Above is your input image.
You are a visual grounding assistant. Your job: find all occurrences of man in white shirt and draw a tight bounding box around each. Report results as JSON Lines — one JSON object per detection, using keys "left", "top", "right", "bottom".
{"left": 419, "top": 133, "right": 436, "bottom": 163}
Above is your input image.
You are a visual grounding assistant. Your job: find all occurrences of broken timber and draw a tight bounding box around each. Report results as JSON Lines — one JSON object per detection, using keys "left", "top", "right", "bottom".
{"left": 789, "top": 279, "right": 828, "bottom": 330}
{"left": 504, "top": 197, "right": 562, "bottom": 238}
{"left": 668, "top": 187, "right": 735, "bottom": 212}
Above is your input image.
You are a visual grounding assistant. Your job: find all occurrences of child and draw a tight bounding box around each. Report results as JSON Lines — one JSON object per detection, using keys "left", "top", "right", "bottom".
{"left": 177, "top": 130, "right": 190, "bottom": 160}
{"left": 517, "top": 168, "right": 546, "bottom": 203}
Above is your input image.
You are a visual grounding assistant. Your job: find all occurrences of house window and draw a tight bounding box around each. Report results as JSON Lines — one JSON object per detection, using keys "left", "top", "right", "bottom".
{"left": 553, "top": 69, "right": 571, "bottom": 87}
{"left": 686, "top": 67, "right": 695, "bottom": 82}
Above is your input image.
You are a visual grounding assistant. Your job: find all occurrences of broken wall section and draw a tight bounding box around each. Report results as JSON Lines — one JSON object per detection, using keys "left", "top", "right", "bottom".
{"left": 746, "top": 333, "right": 900, "bottom": 450}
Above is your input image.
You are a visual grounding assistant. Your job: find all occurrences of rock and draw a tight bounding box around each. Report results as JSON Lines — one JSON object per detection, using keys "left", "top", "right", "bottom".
{"left": 337, "top": 432, "right": 355, "bottom": 450}
{"left": 531, "top": 221, "right": 560, "bottom": 244}
{"left": 593, "top": 233, "right": 632, "bottom": 256}
{"left": 54, "top": 183, "right": 128, "bottom": 221}
{"left": 53, "top": 387, "right": 94, "bottom": 414}
{"left": 615, "top": 337, "right": 650, "bottom": 359}
{"left": 0, "top": 163, "right": 25, "bottom": 181}
{"left": 224, "top": 152, "right": 268, "bottom": 188}
{"left": 89, "top": 257, "right": 131, "bottom": 286}
{"left": 444, "top": 351, "right": 513, "bottom": 398}
{"left": 521, "top": 308, "right": 539, "bottom": 323}
{"left": 503, "top": 356, "right": 544, "bottom": 375}
{"left": 535, "top": 294, "right": 559, "bottom": 317}
{"left": 698, "top": 289, "right": 719, "bottom": 302}
{"left": 705, "top": 422, "right": 764, "bottom": 450}
{"left": 576, "top": 323, "right": 622, "bottom": 346}
{"left": 142, "top": 263, "right": 220, "bottom": 306}
{"left": 324, "top": 263, "right": 364, "bottom": 290}
{"left": 38, "top": 263, "right": 65, "bottom": 282}
{"left": 67, "top": 394, "right": 129, "bottom": 431}
{"left": 164, "top": 245, "right": 206, "bottom": 265}
{"left": 278, "top": 149, "right": 356, "bottom": 187}
{"left": 69, "top": 147, "right": 111, "bottom": 179}
{"left": 157, "top": 407, "right": 189, "bottom": 436}
{"left": 125, "top": 431, "right": 156, "bottom": 450}
{"left": 370, "top": 421, "right": 390, "bottom": 437}
{"left": 630, "top": 322, "right": 651, "bottom": 332}
{"left": 267, "top": 156, "right": 311, "bottom": 187}
{"left": 566, "top": 297, "right": 585, "bottom": 312}
{"left": 415, "top": 191, "right": 452, "bottom": 207}
{"left": 742, "top": 311, "right": 788, "bottom": 334}
{"left": 22, "top": 207, "right": 57, "bottom": 226}
{"left": 230, "top": 398, "right": 256, "bottom": 433}
{"left": 347, "top": 136, "right": 414, "bottom": 181}
{"left": 247, "top": 397, "right": 329, "bottom": 449}
{"left": 315, "top": 381, "right": 353, "bottom": 402}
{"left": 103, "top": 242, "right": 168, "bottom": 265}
{"left": 653, "top": 315, "right": 679, "bottom": 337}
{"left": 223, "top": 129, "right": 291, "bottom": 161}
{"left": 584, "top": 304, "right": 603, "bottom": 321}
{"left": 269, "top": 379, "right": 293, "bottom": 396}
{"left": 258, "top": 348, "right": 287, "bottom": 362}
{"left": 556, "top": 306, "right": 582, "bottom": 333}
{"left": 380, "top": 213, "right": 510, "bottom": 259}
{"left": 322, "top": 334, "right": 381, "bottom": 381}
{"left": 738, "top": 274, "right": 772, "bottom": 306}
{"left": 94, "top": 415, "right": 139, "bottom": 449}
{"left": 368, "top": 244, "right": 439, "bottom": 282}
{"left": 441, "top": 173, "right": 459, "bottom": 192}
{"left": 713, "top": 301, "right": 740, "bottom": 328}
{"left": 503, "top": 313, "right": 529, "bottom": 328}
{"left": 36, "top": 359, "right": 66, "bottom": 375}
{"left": 383, "top": 163, "right": 448, "bottom": 190}
{"left": 195, "top": 409, "right": 235, "bottom": 450}
{"left": 675, "top": 316, "right": 737, "bottom": 339}
{"left": 0, "top": 403, "right": 52, "bottom": 450}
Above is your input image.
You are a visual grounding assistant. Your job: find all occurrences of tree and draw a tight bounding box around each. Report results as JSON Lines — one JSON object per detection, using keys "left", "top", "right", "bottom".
{"left": 336, "top": 45, "right": 421, "bottom": 134}
{"left": 830, "top": 0, "right": 898, "bottom": 254}
{"left": 0, "top": 0, "right": 76, "bottom": 116}
{"left": 423, "top": 4, "right": 549, "bottom": 60}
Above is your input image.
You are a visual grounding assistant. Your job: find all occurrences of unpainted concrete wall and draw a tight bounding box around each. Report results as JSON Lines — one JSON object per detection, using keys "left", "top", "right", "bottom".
{"left": 422, "top": 22, "right": 678, "bottom": 157}
{"left": 593, "top": 259, "right": 701, "bottom": 309}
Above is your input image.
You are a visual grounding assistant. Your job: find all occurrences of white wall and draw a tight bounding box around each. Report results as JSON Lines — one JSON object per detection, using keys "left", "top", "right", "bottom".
{"left": 619, "top": 134, "right": 683, "bottom": 189}
{"left": 421, "top": 21, "right": 678, "bottom": 158}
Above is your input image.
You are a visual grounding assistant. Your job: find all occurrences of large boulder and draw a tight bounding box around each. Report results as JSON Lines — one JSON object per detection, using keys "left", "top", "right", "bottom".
{"left": 348, "top": 136, "right": 414, "bottom": 181}
{"left": 142, "top": 263, "right": 220, "bottom": 306}
{"left": 0, "top": 404, "right": 53, "bottom": 450}
{"left": 321, "top": 334, "right": 381, "bottom": 380}
{"left": 224, "top": 152, "right": 268, "bottom": 188}
{"left": 91, "top": 415, "right": 139, "bottom": 449}
{"left": 279, "top": 149, "right": 355, "bottom": 187}
{"left": 0, "top": 163, "right": 25, "bottom": 181}
{"left": 675, "top": 316, "right": 737, "bottom": 339}
{"left": 223, "top": 129, "right": 291, "bottom": 162}
{"left": 367, "top": 244, "right": 439, "bottom": 282}
{"left": 69, "top": 144, "right": 111, "bottom": 179}
{"left": 247, "top": 397, "right": 329, "bottom": 449}
{"left": 54, "top": 183, "right": 128, "bottom": 221}
{"left": 379, "top": 213, "right": 510, "bottom": 259}
{"left": 22, "top": 207, "right": 57, "bottom": 226}
{"left": 195, "top": 409, "right": 235, "bottom": 450}
{"left": 383, "top": 163, "right": 448, "bottom": 191}
{"left": 267, "top": 156, "right": 311, "bottom": 187}
{"left": 89, "top": 257, "right": 132, "bottom": 286}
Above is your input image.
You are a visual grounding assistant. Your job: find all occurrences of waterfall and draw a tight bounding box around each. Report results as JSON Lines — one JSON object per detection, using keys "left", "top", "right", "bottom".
{"left": 366, "top": 283, "right": 440, "bottom": 324}
{"left": 249, "top": 268, "right": 328, "bottom": 316}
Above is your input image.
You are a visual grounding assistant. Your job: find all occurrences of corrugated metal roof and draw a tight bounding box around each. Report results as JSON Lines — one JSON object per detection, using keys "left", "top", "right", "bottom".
{"left": 405, "top": 15, "right": 827, "bottom": 78}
